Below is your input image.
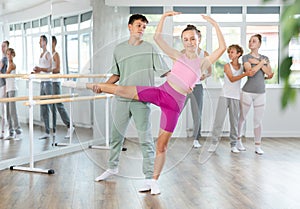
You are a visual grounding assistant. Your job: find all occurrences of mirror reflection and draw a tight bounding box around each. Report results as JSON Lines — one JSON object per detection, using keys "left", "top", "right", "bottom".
{"left": 0, "top": 0, "right": 95, "bottom": 167}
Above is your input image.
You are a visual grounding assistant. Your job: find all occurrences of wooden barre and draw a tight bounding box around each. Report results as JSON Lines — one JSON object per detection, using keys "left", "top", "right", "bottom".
{"left": 0, "top": 74, "right": 27, "bottom": 78}
{"left": 0, "top": 94, "right": 79, "bottom": 103}
{"left": 0, "top": 74, "right": 112, "bottom": 79}
{"left": 23, "top": 94, "right": 114, "bottom": 106}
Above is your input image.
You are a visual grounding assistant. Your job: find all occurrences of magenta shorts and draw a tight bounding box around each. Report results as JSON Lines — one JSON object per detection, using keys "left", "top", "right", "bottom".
{"left": 136, "top": 82, "right": 186, "bottom": 132}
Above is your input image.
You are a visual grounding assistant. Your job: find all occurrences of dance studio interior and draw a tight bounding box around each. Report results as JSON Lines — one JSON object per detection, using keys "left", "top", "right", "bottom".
{"left": 0, "top": 0, "right": 299, "bottom": 208}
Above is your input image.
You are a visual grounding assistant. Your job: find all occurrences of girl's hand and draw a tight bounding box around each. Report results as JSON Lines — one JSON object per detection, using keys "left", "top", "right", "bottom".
{"left": 163, "top": 11, "right": 181, "bottom": 17}
{"left": 201, "top": 15, "right": 217, "bottom": 25}
{"left": 265, "top": 72, "right": 274, "bottom": 79}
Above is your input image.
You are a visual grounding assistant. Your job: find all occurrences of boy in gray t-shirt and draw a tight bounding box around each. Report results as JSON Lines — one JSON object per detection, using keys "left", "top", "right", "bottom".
{"left": 94, "top": 14, "right": 169, "bottom": 190}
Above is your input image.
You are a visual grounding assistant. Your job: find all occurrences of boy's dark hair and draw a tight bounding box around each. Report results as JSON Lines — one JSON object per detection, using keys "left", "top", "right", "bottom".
{"left": 3, "top": 40, "right": 9, "bottom": 47}
{"left": 227, "top": 44, "right": 244, "bottom": 58}
{"left": 181, "top": 24, "right": 201, "bottom": 38}
{"left": 40, "top": 35, "right": 48, "bottom": 45}
{"left": 128, "top": 14, "right": 148, "bottom": 25}
{"left": 52, "top": 36, "right": 57, "bottom": 46}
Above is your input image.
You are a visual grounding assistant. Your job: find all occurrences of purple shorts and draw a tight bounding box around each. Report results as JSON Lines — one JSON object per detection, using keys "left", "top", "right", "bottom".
{"left": 137, "top": 82, "right": 186, "bottom": 132}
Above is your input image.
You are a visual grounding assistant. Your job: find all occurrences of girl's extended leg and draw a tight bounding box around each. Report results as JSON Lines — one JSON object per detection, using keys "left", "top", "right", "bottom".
{"left": 86, "top": 83, "right": 139, "bottom": 100}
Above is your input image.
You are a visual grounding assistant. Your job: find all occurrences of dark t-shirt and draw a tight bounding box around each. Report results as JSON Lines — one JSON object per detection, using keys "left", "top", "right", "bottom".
{"left": 242, "top": 53, "right": 269, "bottom": 94}
{"left": 0, "top": 56, "right": 8, "bottom": 87}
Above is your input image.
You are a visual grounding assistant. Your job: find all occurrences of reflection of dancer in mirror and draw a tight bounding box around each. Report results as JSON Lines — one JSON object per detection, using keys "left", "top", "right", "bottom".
{"left": 207, "top": 44, "right": 251, "bottom": 153}
{"left": 0, "top": 40, "right": 9, "bottom": 139}
{"left": 51, "top": 36, "right": 74, "bottom": 139}
{"left": 33, "top": 35, "right": 54, "bottom": 139}
{"left": 182, "top": 25, "right": 212, "bottom": 148}
{"left": 93, "top": 14, "right": 169, "bottom": 190}
{"left": 88, "top": 11, "right": 226, "bottom": 195}
{"left": 236, "top": 34, "right": 273, "bottom": 155}
{"left": 5, "top": 48, "right": 22, "bottom": 139}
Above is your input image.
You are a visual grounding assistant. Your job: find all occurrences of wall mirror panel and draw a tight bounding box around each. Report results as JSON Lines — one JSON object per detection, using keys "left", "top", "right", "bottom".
{"left": 0, "top": 0, "right": 95, "bottom": 170}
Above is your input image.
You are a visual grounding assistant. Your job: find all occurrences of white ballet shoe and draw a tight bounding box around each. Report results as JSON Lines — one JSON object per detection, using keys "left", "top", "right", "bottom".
{"left": 94, "top": 168, "right": 118, "bottom": 181}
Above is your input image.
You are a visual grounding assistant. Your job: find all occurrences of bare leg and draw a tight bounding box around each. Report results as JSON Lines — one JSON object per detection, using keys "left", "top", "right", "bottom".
{"left": 153, "top": 129, "right": 173, "bottom": 180}
{"left": 86, "top": 83, "right": 139, "bottom": 100}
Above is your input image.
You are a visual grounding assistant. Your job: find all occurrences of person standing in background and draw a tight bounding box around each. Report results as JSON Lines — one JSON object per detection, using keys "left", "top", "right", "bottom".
{"left": 182, "top": 25, "right": 212, "bottom": 148}
{"left": 5, "top": 48, "right": 22, "bottom": 139}
{"left": 208, "top": 44, "right": 250, "bottom": 153}
{"left": 236, "top": 34, "right": 273, "bottom": 155}
{"left": 33, "top": 35, "right": 54, "bottom": 139}
{"left": 51, "top": 36, "right": 74, "bottom": 139}
{"left": 0, "top": 40, "right": 9, "bottom": 139}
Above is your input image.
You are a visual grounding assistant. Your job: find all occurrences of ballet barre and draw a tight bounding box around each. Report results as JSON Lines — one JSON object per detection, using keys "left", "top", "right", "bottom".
{"left": 0, "top": 93, "right": 78, "bottom": 103}
{"left": 0, "top": 73, "right": 112, "bottom": 79}
{"left": 7, "top": 73, "right": 112, "bottom": 175}
{"left": 23, "top": 94, "right": 113, "bottom": 106}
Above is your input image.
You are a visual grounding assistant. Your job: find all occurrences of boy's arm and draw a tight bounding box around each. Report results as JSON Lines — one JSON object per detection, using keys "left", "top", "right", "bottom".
{"left": 105, "top": 74, "right": 119, "bottom": 84}
{"left": 52, "top": 53, "right": 60, "bottom": 74}
{"left": 224, "top": 63, "right": 250, "bottom": 82}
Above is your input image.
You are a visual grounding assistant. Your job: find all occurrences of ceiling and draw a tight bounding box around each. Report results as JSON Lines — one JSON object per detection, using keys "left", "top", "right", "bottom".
{"left": 0, "top": 0, "right": 71, "bottom": 17}
{"left": 0, "top": 0, "right": 48, "bottom": 16}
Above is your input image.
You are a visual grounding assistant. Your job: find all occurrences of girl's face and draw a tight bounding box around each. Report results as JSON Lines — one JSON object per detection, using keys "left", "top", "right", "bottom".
{"left": 182, "top": 30, "right": 199, "bottom": 53}
{"left": 128, "top": 19, "right": 147, "bottom": 39}
{"left": 6, "top": 50, "right": 13, "bottom": 60}
{"left": 228, "top": 48, "right": 240, "bottom": 60}
{"left": 248, "top": 36, "right": 261, "bottom": 51}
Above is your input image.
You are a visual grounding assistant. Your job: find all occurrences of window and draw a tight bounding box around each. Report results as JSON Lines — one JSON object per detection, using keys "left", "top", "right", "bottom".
{"left": 79, "top": 33, "right": 91, "bottom": 73}
{"left": 40, "top": 16, "right": 49, "bottom": 32}
{"left": 26, "top": 37, "right": 33, "bottom": 72}
{"left": 246, "top": 6, "right": 280, "bottom": 22}
{"left": 80, "top": 11, "right": 92, "bottom": 29}
{"left": 65, "top": 34, "right": 79, "bottom": 73}
{"left": 289, "top": 35, "right": 300, "bottom": 85}
{"left": 212, "top": 27, "right": 241, "bottom": 80}
{"left": 64, "top": 15, "right": 79, "bottom": 32}
{"left": 211, "top": 6, "right": 243, "bottom": 22}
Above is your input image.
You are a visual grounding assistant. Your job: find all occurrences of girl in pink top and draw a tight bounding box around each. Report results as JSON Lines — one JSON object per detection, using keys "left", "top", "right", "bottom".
{"left": 87, "top": 11, "right": 226, "bottom": 194}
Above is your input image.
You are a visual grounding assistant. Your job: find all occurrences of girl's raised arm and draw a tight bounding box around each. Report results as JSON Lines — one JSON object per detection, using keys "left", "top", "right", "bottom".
{"left": 202, "top": 15, "right": 226, "bottom": 64}
{"left": 154, "top": 11, "right": 182, "bottom": 61}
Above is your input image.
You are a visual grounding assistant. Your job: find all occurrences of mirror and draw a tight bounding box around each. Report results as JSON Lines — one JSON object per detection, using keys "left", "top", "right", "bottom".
{"left": 0, "top": 0, "right": 95, "bottom": 170}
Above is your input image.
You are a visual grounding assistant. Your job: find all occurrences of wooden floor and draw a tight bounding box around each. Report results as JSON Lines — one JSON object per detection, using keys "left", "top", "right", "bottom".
{"left": 0, "top": 124, "right": 93, "bottom": 161}
{"left": 0, "top": 136, "right": 300, "bottom": 209}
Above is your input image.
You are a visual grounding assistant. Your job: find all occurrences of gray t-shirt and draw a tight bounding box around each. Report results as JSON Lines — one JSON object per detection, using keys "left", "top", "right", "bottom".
{"left": 242, "top": 53, "right": 269, "bottom": 94}
{"left": 0, "top": 56, "right": 8, "bottom": 87}
{"left": 111, "top": 40, "right": 169, "bottom": 101}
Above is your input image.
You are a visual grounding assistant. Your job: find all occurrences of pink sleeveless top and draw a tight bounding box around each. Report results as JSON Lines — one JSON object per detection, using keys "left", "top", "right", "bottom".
{"left": 167, "top": 54, "right": 209, "bottom": 92}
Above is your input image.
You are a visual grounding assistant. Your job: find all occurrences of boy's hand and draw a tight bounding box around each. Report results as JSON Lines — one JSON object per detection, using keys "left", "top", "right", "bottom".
{"left": 92, "top": 84, "right": 102, "bottom": 94}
